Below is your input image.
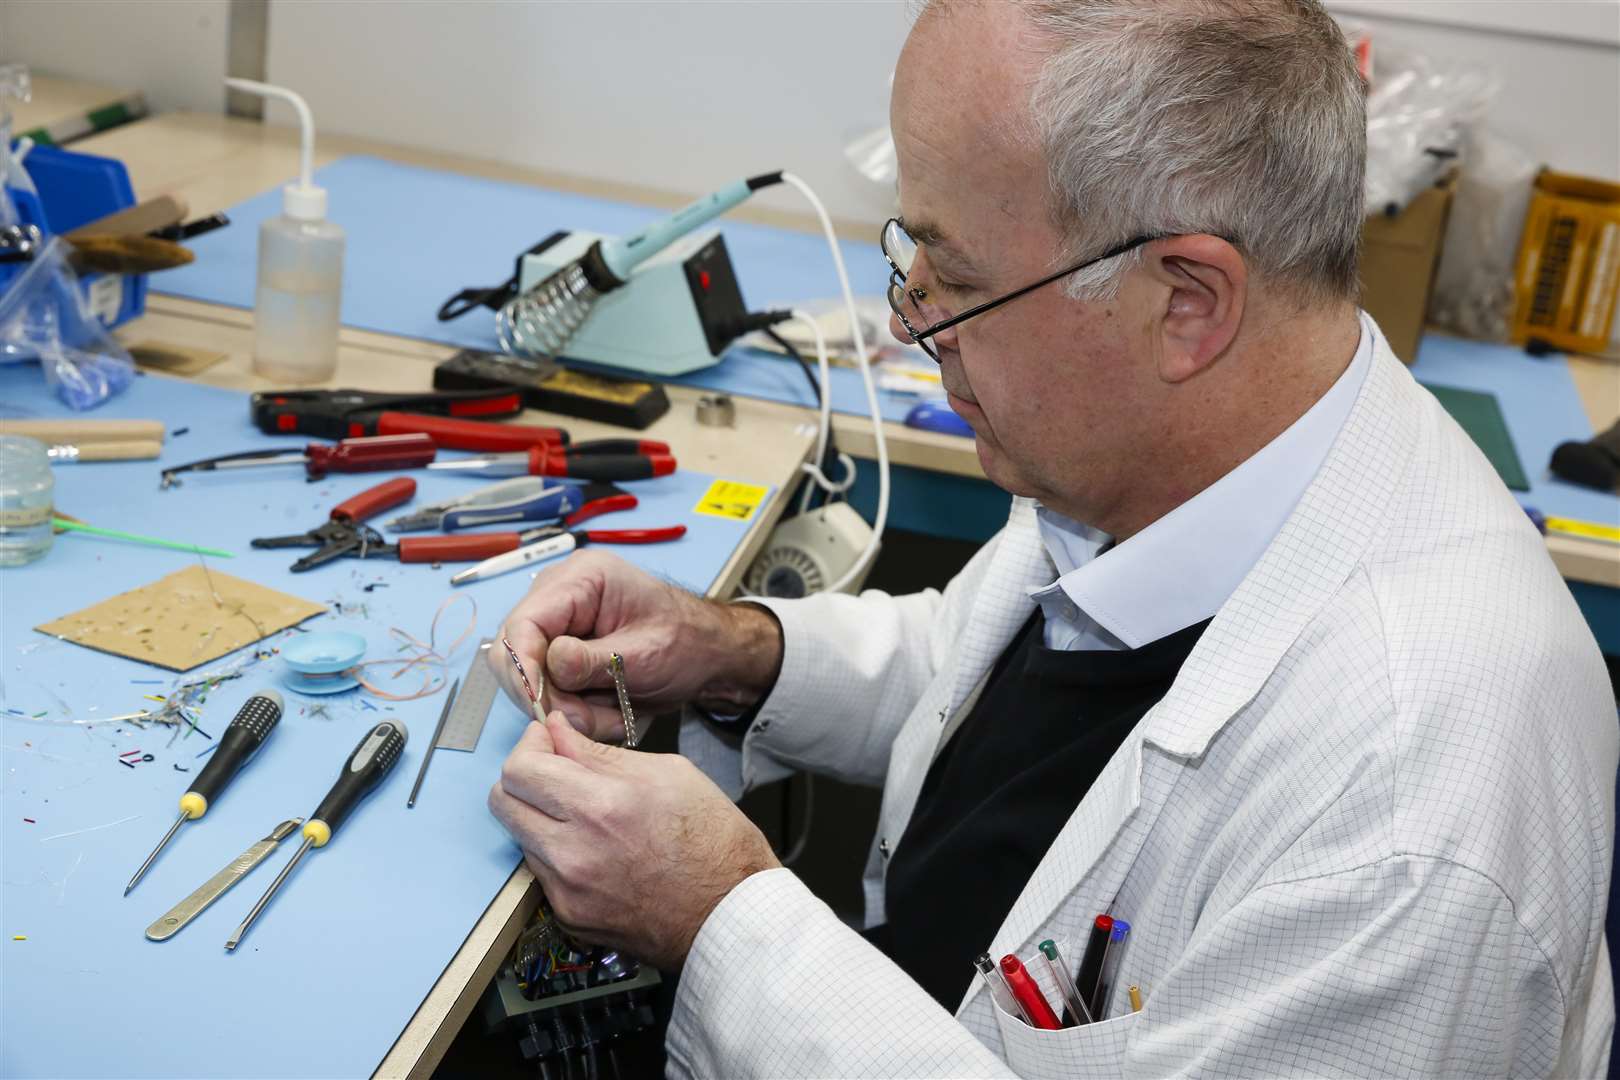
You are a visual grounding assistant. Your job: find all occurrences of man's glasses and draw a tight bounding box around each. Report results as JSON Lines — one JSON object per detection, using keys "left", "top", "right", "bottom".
{"left": 880, "top": 217, "right": 1157, "bottom": 363}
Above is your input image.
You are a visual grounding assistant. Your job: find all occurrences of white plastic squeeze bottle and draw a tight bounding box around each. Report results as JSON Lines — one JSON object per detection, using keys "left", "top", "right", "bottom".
{"left": 225, "top": 78, "right": 344, "bottom": 383}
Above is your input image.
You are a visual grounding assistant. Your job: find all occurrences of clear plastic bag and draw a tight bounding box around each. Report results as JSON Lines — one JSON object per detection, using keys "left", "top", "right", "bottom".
{"left": 0, "top": 237, "right": 136, "bottom": 409}
{"left": 1357, "top": 27, "right": 1497, "bottom": 215}
{"left": 1427, "top": 127, "right": 1540, "bottom": 342}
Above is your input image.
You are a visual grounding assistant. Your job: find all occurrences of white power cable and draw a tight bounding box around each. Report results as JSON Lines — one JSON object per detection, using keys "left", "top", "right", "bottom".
{"left": 793, "top": 308, "right": 833, "bottom": 514}
{"left": 791, "top": 307, "right": 858, "bottom": 513}
{"left": 779, "top": 171, "right": 890, "bottom": 595}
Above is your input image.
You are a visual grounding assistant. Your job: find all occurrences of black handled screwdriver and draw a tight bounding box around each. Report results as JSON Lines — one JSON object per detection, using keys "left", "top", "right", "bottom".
{"left": 225, "top": 720, "right": 408, "bottom": 951}
{"left": 125, "top": 690, "right": 283, "bottom": 896}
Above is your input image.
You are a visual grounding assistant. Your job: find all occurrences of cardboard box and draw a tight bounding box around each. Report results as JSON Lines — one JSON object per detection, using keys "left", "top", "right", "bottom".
{"left": 1359, "top": 175, "right": 1456, "bottom": 364}
{"left": 1510, "top": 169, "right": 1620, "bottom": 356}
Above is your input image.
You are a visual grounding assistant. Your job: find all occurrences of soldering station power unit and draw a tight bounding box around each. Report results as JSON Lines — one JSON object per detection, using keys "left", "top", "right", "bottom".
{"left": 496, "top": 172, "right": 781, "bottom": 377}
{"left": 504, "top": 228, "right": 747, "bottom": 377}
{"left": 490, "top": 169, "right": 890, "bottom": 598}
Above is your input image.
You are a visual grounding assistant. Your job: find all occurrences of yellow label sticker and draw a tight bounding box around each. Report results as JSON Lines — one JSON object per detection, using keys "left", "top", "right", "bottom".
{"left": 693, "top": 479, "right": 769, "bottom": 522}
{"left": 1546, "top": 516, "right": 1620, "bottom": 546}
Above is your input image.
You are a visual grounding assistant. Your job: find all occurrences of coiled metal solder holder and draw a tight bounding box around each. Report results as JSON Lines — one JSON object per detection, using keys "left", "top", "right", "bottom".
{"left": 495, "top": 240, "right": 625, "bottom": 360}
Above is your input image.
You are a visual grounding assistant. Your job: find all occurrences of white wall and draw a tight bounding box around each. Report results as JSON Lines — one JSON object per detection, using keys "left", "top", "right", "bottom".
{"left": 1328, "top": 0, "right": 1619, "bottom": 46}
{"left": 0, "top": 0, "right": 229, "bottom": 115}
{"left": 263, "top": 0, "right": 913, "bottom": 225}
{"left": 257, "top": 0, "right": 1620, "bottom": 212}
{"left": 3, "top": 0, "right": 1614, "bottom": 210}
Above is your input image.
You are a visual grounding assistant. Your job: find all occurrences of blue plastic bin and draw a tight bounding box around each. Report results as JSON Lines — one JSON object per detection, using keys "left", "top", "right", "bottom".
{"left": 2, "top": 142, "right": 146, "bottom": 329}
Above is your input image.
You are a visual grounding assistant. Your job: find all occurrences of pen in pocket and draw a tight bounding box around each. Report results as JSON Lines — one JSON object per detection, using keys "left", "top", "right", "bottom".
{"left": 974, "top": 952, "right": 1031, "bottom": 1025}
{"left": 1092, "top": 918, "right": 1131, "bottom": 1020}
{"left": 1000, "top": 954, "right": 1062, "bottom": 1030}
{"left": 1074, "top": 914, "right": 1114, "bottom": 1017}
{"left": 1038, "top": 939, "right": 1094, "bottom": 1026}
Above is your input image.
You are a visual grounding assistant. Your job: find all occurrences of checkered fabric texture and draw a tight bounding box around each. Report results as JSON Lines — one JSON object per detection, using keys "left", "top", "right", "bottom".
{"left": 672, "top": 321, "right": 1617, "bottom": 1078}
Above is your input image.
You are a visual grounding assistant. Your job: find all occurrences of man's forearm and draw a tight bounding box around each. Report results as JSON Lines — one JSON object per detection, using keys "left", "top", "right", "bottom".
{"left": 692, "top": 600, "right": 784, "bottom": 714}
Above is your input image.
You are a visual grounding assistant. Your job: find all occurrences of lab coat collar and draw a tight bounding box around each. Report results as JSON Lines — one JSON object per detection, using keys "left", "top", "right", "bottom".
{"left": 1137, "top": 318, "right": 1415, "bottom": 759}
{"left": 1033, "top": 316, "right": 1373, "bottom": 650}
{"left": 946, "top": 498, "right": 1049, "bottom": 711}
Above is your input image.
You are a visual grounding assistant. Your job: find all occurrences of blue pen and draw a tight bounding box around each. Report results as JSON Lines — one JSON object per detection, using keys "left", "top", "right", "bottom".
{"left": 1091, "top": 919, "right": 1131, "bottom": 1020}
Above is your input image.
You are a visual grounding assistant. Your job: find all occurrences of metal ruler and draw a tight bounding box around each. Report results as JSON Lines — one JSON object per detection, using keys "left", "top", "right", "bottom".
{"left": 438, "top": 639, "right": 498, "bottom": 752}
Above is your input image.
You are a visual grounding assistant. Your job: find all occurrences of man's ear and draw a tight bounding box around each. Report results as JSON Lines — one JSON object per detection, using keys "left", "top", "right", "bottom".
{"left": 1140, "top": 235, "right": 1245, "bottom": 383}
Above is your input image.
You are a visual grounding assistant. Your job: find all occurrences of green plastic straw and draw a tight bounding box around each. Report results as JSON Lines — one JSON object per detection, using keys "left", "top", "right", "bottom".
{"left": 52, "top": 518, "right": 233, "bottom": 559}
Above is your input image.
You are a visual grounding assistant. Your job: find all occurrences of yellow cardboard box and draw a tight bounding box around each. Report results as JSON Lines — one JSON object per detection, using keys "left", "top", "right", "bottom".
{"left": 1510, "top": 169, "right": 1620, "bottom": 356}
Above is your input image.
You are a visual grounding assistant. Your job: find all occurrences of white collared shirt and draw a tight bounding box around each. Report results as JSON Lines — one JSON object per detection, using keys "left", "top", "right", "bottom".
{"left": 1030, "top": 312, "right": 1374, "bottom": 651}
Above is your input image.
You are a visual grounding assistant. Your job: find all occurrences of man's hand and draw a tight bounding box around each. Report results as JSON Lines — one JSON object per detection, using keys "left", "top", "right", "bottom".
{"left": 489, "top": 713, "right": 781, "bottom": 970}
{"left": 490, "top": 550, "right": 782, "bottom": 741}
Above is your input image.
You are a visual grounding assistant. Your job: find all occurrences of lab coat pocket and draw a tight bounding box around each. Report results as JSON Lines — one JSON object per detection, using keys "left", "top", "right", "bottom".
{"left": 989, "top": 1003, "right": 1141, "bottom": 1080}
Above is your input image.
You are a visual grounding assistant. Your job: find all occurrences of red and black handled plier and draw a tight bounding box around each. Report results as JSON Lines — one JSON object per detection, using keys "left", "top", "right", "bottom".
{"left": 398, "top": 486, "right": 672, "bottom": 567}
{"left": 425, "top": 441, "right": 675, "bottom": 482}
{"left": 252, "top": 478, "right": 674, "bottom": 572}
{"left": 162, "top": 433, "right": 438, "bottom": 488}
{"left": 250, "top": 388, "right": 574, "bottom": 448}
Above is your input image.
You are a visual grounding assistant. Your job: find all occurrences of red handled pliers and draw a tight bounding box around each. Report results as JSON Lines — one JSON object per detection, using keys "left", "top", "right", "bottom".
{"left": 251, "top": 478, "right": 667, "bottom": 573}
{"left": 425, "top": 441, "right": 675, "bottom": 482}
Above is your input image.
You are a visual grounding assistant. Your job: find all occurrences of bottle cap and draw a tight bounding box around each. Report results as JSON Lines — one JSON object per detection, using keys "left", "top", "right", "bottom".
{"left": 281, "top": 182, "right": 328, "bottom": 221}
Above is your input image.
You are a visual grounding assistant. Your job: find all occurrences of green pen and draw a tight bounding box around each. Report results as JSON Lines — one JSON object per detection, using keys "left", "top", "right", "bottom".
{"left": 1039, "top": 939, "right": 1094, "bottom": 1026}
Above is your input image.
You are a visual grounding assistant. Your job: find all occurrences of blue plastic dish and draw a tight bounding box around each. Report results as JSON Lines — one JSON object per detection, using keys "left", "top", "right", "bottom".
{"left": 281, "top": 631, "right": 366, "bottom": 695}
{"left": 905, "top": 400, "right": 974, "bottom": 438}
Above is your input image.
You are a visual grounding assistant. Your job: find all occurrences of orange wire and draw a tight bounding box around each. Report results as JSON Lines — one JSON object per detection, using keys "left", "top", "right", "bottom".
{"left": 350, "top": 594, "right": 478, "bottom": 701}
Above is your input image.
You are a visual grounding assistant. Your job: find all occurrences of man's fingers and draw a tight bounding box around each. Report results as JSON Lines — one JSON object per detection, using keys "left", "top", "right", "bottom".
{"left": 519, "top": 559, "right": 611, "bottom": 640}
{"left": 545, "top": 711, "right": 628, "bottom": 773}
{"left": 540, "top": 685, "right": 619, "bottom": 737}
{"left": 487, "top": 783, "right": 563, "bottom": 864}
{"left": 513, "top": 718, "right": 555, "bottom": 757}
{"left": 500, "top": 732, "right": 600, "bottom": 820}
{"left": 546, "top": 634, "right": 628, "bottom": 693}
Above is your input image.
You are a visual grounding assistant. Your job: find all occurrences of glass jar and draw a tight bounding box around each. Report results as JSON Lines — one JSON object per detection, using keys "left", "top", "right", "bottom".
{"left": 0, "top": 435, "right": 54, "bottom": 566}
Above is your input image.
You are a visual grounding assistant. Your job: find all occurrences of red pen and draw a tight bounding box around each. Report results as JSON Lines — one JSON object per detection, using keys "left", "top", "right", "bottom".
{"left": 999, "top": 955, "right": 1061, "bottom": 1030}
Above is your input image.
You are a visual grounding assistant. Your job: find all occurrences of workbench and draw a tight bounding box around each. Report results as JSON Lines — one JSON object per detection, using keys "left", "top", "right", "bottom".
{"left": 6, "top": 96, "right": 1619, "bottom": 1077}
{"left": 6, "top": 113, "right": 824, "bottom": 1080}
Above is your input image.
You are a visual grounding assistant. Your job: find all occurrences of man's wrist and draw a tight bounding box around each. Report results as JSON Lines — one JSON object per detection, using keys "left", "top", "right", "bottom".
{"left": 673, "top": 848, "right": 782, "bottom": 970}
{"left": 693, "top": 601, "right": 784, "bottom": 714}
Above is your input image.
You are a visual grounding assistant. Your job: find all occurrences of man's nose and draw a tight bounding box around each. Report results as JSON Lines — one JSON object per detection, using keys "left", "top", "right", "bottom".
{"left": 888, "top": 308, "right": 913, "bottom": 346}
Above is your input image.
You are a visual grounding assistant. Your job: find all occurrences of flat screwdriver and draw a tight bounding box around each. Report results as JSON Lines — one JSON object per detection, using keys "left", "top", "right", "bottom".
{"left": 225, "top": 719, "right": 408, "bottom": 951}
{"left": 125, "top": 690, "right": 283, "bottom": 896}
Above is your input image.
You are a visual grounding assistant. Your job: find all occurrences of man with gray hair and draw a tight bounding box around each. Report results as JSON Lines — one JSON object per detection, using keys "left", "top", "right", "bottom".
{"left": 487, "top": 1, "right": 1617, "bottom": 1075}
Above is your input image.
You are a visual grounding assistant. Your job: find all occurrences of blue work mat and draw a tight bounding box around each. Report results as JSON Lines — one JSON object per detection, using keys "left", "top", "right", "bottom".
{"left": 0, "top": 366, "right": 766, "bottom": 1078}
{"left": 1408, "top": 334, "right": 1619, "bottom": 527}
{"left": 153, "top": 155, "right": 928, "bottom": 424}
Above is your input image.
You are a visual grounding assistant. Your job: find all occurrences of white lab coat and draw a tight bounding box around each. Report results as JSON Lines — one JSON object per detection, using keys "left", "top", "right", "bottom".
{"left": 670, "top": 323, "right": 1618, "bottom": 1078}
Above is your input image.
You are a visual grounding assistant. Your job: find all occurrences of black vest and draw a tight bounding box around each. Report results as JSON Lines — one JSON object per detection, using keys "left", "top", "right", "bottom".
{"left": 867, "top": 610, "right": 1210, "bottom": 1010}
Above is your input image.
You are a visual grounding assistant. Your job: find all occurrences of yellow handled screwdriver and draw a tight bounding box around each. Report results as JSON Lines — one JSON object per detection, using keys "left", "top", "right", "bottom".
{"left": 225, "top": 720, "right": 408, "bottom": 951}
{"left": 125, "top": 690, "right": 283, "bottom": 896}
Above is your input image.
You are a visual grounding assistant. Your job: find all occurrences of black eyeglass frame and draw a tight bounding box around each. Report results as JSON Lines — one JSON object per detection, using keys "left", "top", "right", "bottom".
{"left": 881, "top": 217, "right": 1159, "bottom": 362}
